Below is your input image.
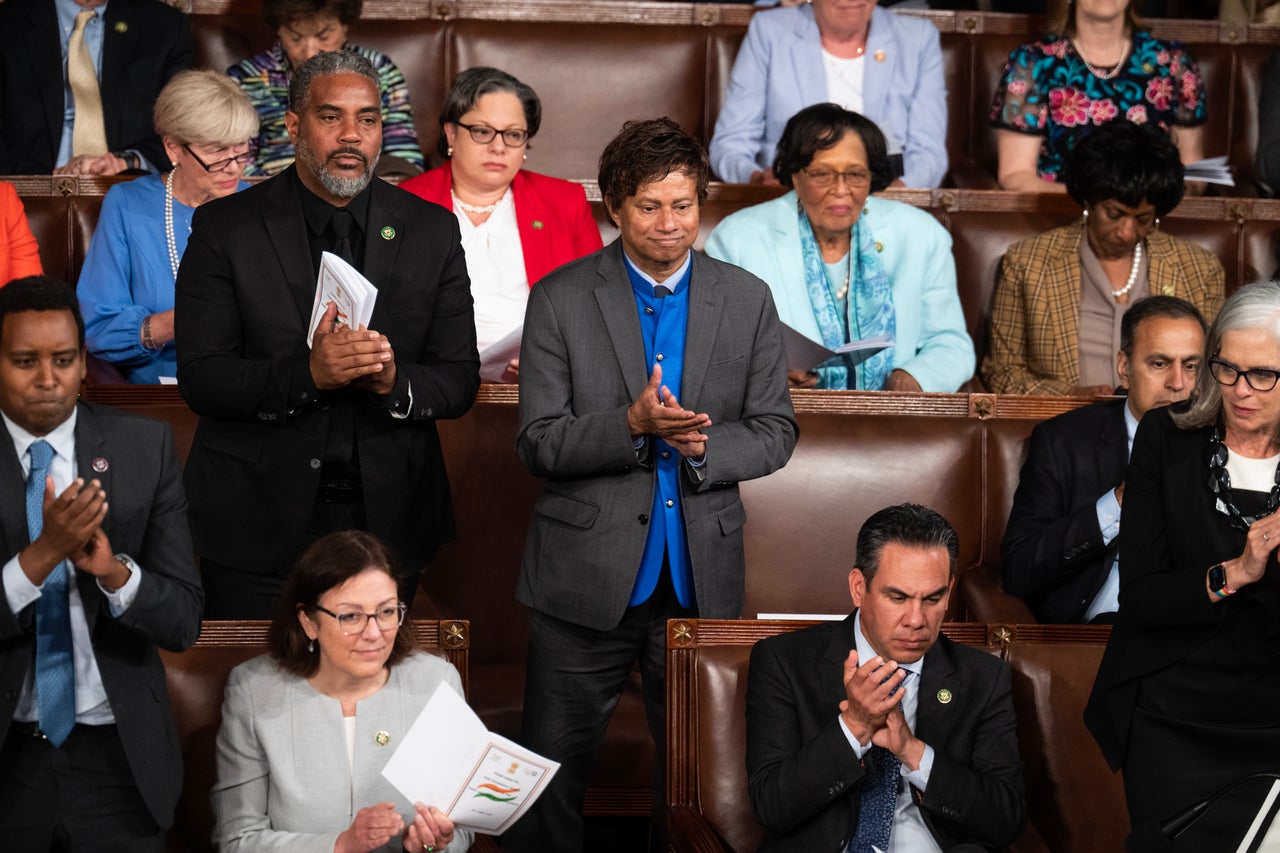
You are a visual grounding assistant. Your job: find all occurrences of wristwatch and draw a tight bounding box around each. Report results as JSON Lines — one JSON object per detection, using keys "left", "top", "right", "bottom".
{"left": 1208, "top": 563, "right": 1236, "bottom": 598}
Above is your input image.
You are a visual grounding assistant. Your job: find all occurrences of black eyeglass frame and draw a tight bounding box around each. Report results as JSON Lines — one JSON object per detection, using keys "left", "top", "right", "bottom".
{"left": 453, "top": 121, "right": 530, "bottom": 148}
{"left": 310, "top": 602, "right": 408, "bottom": 635}
{"left": 1209, "top": 357, "right": 1280, "bottom": 392}
{"left": 182, "top": 142, "right": 255, "bottom": 173}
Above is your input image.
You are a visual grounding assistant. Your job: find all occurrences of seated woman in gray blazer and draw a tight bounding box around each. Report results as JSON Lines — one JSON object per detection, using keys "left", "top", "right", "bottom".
{"left": 212, "top": 531, "right": 472, "bottom": 853}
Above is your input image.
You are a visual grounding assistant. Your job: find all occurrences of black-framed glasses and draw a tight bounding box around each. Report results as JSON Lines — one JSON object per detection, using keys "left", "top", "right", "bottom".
{"left": 183, "top": 143, "right": 254, "bottom": 173}
{"left": 453, "top": 121, "right": 529, "bottom": 147}
{"left": 312, "top": 602, "right": 407, "bottom": 635}
{"left": 801, "top": 167, "right": 872, "bottom": 189}
{"left": 1209, "top": 357, "right": 1280, "bottom": 392}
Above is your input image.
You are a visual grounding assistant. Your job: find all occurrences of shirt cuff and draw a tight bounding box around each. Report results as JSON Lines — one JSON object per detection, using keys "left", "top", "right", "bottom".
{"left": 2, "top": 555, "right": 41, "bottom": 614}
{"left": 903, "top": 743, "right": 934, "bottom": 790}
{"left": 98, "top": 556, "right": 142, "bottom": 617}
{"left": 1096, "top": 489, "right": 1121, "bottom": 545}
{"left": 387, "top": 378, "right": 413, "bottom": 420}
{"left": 838, "top": 714, "right": 873, "bottom": 759}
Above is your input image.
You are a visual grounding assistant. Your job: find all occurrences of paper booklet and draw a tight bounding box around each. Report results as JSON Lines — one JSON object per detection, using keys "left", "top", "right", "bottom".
{"left": 479, "top": 325, "right": 523, "bottom": 384}
{"left": 381, "top": 683, "right": 559, "bottom": 835}
{"left": 307, "top": 251, "right": 378, "bottom": 348}
{"left": 1184, "top": 156, "right": 1235, "bottom": 187}
{"left": 781, "top": 323, "right": 892, "bottom": 374}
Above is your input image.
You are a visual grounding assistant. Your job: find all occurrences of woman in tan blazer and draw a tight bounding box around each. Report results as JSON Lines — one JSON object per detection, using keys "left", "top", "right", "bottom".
{"left": 982, "top": 121, "right": 1223, "bottom": 396}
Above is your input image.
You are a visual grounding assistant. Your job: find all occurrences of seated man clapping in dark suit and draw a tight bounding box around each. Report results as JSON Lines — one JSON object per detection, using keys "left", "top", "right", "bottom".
{"left": 1002, "top": 296, "right": 1207, "bottom": 623}
{"left": 746, "top": 504, "right": 1026, "bottom": 852}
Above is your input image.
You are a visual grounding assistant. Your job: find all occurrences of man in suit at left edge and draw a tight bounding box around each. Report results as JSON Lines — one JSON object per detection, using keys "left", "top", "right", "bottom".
{"left": 0, "top": 275, "right": 202, "bottom": 850}
{"left": 176, "top": 51, "right": 479, "bottom": 618}
{"left": 0, "top": 0, "right": 192, "bottom": 175}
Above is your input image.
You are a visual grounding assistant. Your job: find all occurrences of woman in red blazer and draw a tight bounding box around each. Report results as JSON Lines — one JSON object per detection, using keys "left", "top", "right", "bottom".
{"left": 1, "top": 181, "right": 42, "bottom": 285}
{"left": 400, "top": 67, "right": 602, "bottom": 383}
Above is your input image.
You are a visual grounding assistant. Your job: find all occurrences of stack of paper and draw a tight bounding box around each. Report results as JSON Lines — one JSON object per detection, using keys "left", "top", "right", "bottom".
{"left": 308, "top": 251, "right": 378, "bottom": 347}
{"left": 1184, "top": 156, "right": 1234, "bottom": 187}
{"left": 781, "top": 324, "right": 893, "bottom": 374}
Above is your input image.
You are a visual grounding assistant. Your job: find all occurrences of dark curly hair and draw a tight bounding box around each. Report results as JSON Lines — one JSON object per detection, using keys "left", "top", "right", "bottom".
{"left": 1061, "top": 120, "right": 1185, "bottom": 217}
{"left": 0, "top": 276, "right": 85, "bottom": 349}
{"left": 598, "top": 117, "right": 709, "bottom": 227}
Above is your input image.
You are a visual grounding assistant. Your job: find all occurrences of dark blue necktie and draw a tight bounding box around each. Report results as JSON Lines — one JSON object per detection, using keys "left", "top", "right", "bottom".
{"left": 29, "top": 440, "right": 76, "bottom": 746}
{"left": 849, "top": 672, "right": 910, "bottom": 853}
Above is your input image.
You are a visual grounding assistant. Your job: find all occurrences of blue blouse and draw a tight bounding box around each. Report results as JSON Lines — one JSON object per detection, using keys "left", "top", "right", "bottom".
{"left": 77, "top": 174, "right": 249, "bottom": 383}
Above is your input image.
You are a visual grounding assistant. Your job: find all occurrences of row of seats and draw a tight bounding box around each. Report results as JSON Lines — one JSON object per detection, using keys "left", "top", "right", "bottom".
{"left": 85, "top": 382, "right": 1091, "bottom": 827}
{"left": 183, "top": 0, "right": 1280, "bottom": 190}
{"left": 26, "top": 177, "right": 1280, "bottom": 386}
{"left": 161, "top": 616, "right": 1121, "bottom": 852}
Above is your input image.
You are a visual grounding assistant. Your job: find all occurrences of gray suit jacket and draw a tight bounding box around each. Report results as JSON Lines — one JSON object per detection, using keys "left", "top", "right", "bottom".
{"left": 213, "top": 652, "right": 473, "bottom": 853}
{"left": 516, "top": 242, "right": 797, "bottom": 631}
{"left": 0, "top": 401, "right": 202, "bottom": 828}
{"left": 746, "top": 613, "right": 1027, "bottom": 851}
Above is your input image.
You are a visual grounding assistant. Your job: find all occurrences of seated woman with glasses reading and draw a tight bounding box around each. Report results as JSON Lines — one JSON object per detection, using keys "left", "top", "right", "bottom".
{"left": 705, "top": 103, "right": 973, "bottom": 391}
{"left": 212, "top": 530, "right": 473, "bottom": 853}
{"left": 77, "top": 71, "right": 258, "bottom": 383}
{"left": 400, "top": 67, "right": 602, "bottom": 383}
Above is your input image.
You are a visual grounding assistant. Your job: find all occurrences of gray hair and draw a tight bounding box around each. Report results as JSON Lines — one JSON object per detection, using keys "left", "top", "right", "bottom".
{"left": 154, "top": 69, "right": 259, "bottom": 146}
{"left": 288, "top": 50, "right": 380, "bottom": 113}
{"left": 1173, "top": 281, "right": 1280, "bottom": 431}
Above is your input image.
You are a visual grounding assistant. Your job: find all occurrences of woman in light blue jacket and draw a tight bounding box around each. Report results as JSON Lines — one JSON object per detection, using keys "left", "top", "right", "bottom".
{"left": 710, "top": 1, "right": 948, "bottom": 188}
{"left": 706, "top": 103, "right": 973, "bottom": 391}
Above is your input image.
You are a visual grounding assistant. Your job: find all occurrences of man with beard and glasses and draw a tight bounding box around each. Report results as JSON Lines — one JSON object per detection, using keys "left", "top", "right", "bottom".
{"left": 175, "top": 51, "right": 479, "bottom": 618}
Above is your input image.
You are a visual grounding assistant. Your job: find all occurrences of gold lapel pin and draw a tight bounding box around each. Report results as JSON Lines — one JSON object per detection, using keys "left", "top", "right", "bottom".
{"left": 114, "top": 21, "right": 128, "bottom": 33}
{"left": 874, "top": 49, "right": 886, "bottom": 63}
{"left": 936, "top": 688, "right": 953, "bottom": 704}
{"left": 532, "top": 220, "right": 545, "bottom": 230}
{"left": 874, "top": 241, "right": 883, "bottom": 253}
{"left": 380, "top": 226, "right": 395, "bottom": 240}
{"left": 374, "top": 731, "right": 391, "bottom": 746}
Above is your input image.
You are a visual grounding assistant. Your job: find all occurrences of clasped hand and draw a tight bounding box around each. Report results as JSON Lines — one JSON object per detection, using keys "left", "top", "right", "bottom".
{"left": 335, "top": 802, "right": 455, "bottom": 853}
{"left": 626, "top": 364, "right": 711, "bottom": 459}
{"left": 21, "top": 476, "right": 125, "bottom": 588}
{"left": 840, "top": 650, "right": 924, "bottom": 770}
{"left": 310, "top": 302, "right": 396, "bottom": 395}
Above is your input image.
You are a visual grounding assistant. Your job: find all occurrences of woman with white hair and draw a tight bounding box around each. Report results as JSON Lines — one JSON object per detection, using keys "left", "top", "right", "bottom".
{"left": 78, "top": 69, "right": 258, "bottom": 383}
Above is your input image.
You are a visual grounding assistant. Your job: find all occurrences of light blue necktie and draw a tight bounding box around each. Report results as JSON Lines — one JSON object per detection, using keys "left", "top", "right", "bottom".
{"left": 849, "top": 672, "right": 910, "bottom": 853}
{"left": 29, "top": 440, "right": 76, "bottom": 746}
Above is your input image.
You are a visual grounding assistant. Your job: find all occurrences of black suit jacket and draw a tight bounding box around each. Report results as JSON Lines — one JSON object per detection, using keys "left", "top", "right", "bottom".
{"left": 175, "top": 169, "right": 479, "bottom": 577}
{"left": 0, "top": 0, "right": 191, "bottom": 174}
{"left": 746, "top": 613, "right": 1026, "bottom": 852}
{"left": 0, "top": 402, "right": 202, "bottom": 828}
{"left": 1002, "top": 398, "right": 1129, "bottom": 623}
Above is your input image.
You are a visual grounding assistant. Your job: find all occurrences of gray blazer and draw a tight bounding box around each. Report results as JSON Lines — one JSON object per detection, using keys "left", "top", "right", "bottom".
{"left": 212, "top": 652, "right": 473, "bottom": 853}
{"left": 516, "top": 242, "right": 797, "bottom": 631}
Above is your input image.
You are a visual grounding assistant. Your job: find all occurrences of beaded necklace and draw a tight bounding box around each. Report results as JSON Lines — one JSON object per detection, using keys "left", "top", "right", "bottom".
{"left": 1206, "top": 425, "right": 1280, "bottom": 532}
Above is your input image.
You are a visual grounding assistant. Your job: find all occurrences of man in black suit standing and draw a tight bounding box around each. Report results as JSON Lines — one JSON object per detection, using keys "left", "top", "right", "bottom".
{"left": 176, "top": 50, "right": 478, "bottom": 618}
{"left": 746, "top": 504, "right": 1026, "bottom": 851}
{"left": 1001, "top": 296, "right": 1207, "bottom": 623}
{"left": 0, "top": 0, "right": 191, "bottom": 175}
{"left": 0, "top": 276, "right": 202, "bottom": 850}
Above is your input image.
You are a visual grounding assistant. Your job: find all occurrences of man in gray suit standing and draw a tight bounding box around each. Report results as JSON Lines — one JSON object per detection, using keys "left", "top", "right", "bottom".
{"left": 507, "top": 118, "right": 797, "bottom": 852}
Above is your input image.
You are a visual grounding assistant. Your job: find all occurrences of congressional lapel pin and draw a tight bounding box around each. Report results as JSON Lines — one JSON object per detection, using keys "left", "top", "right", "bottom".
{"left": 91, "top": 457, "right": 109, "bottom": 474}
{"left": 874, "top": 49, "right": 886, "bottom": 63}
{"left": 114, "top": 21, "right": 128, "bottom": 33}
{"left": 380, "top": 226, "right": 396, "bottom": 241}
{"left": 374, "top": 730, "right": 391, "bottom": 746}
{"left": 532, "top": 220, "right": 545, "bottom": 230}
{"left": 936, "top": 688, "right": 953, "bottom": 705}
{"left": 1160, "top": 284, "right": 1174, "bottom": 295}
{"left": 874, "top": 241, "right": 884, "bottom": 253}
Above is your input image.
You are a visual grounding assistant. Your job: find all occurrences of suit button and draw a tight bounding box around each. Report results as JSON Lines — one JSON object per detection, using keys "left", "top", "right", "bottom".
{"left": 656, "top": 353, "right": 664, "bottom": 362}
{"left": 638, "top": 514, "right": 648, "bottom": 525}
{"left": 665, "top": 499, "right": 674, "bottom": 508}
{"left": 661, "top": 451, "right": 670, "bottom": 459}
{"left": 310, "top": 458, "right": 321, "bottom": 469}
{"left": 300, "top": 391, "right": 309, "bottom": 401}
{"left": 645, "top": 307, "right": 654, "bottom": 315}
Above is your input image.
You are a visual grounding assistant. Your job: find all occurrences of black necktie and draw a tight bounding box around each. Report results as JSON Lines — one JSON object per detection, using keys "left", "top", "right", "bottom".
{"left": 330, "top": 208, "right": 356, "bottom": 265}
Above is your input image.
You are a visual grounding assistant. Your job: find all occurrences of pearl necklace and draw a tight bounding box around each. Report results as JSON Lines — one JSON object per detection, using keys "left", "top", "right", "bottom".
{"left": 1111, "top": 240, "right": 1142, "bottom": 299}
{"left": 165, "top": 170, "right": 181, "bottom": 279}
{"left": 1070, "top": 37, "right": 1131, "bottom": 81}
{"left": 452, "top": 192, "right": 498, "bottom": 215}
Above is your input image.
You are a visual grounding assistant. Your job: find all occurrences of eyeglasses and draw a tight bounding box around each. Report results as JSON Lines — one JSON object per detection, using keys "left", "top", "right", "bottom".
{"left": 1210, "top": 357, "right": 1280, "bottom": 392}
{"left": 183, "top": 143, "right": 254, "bottom": 173}
{"left": 453, "top": 122, "right": 529, "bottom": 148}
{"left": 312, "top": 602, "right": 407, "bottom": 635}
{"left": 801, "top": 167, "right": 872, "bottom": 189}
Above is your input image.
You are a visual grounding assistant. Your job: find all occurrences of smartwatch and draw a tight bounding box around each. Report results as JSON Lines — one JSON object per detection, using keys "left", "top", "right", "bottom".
{"left": 1208, "top": 563, "right": 1235, "bottom": 598}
